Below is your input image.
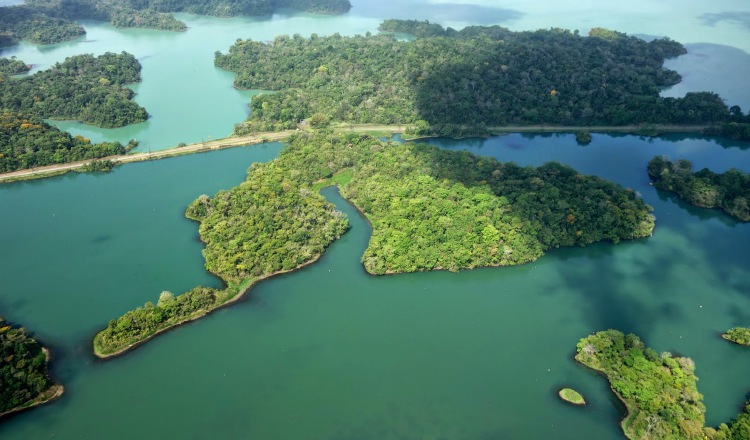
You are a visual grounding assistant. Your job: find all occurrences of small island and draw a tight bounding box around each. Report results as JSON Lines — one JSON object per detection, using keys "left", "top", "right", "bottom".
{"left": 558, "top": 388, "right": 585, "bottom": 406}
{"left": 722, "top": 327, "right": 750, "bottom": 346}
{"left": 647, "top": 156, "right": 750, "bottom": 221}
{"left": 576, "top": 329, "right": 750, "bottom": 439}
{"left": 94, "top": 132, "right": 655, "bottom": 357}
{"left": 0, "top": 318, "right": 63, "bottom": 419}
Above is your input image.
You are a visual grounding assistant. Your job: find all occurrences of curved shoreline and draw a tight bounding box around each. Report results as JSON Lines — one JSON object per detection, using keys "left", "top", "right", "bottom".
{"left": 93, "top": 230, "right": 347, "bottom": 359}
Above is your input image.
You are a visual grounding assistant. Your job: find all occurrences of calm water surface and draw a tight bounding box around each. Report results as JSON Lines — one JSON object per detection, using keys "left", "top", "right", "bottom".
{"left": 1, "top": 1, "right": 750, "bottom": 439}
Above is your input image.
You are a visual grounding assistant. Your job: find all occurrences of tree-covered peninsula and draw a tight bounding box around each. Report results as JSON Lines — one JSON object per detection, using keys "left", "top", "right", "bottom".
{"left": 0, "top": 52, "right": 148, "bottom": 128}
{"left": 93, "top": 132, "right": 654, "bottom": 357}
{"left": 0, "top": 317, "right": 62, "bottom": 418}
{"left": 0, "top": 57, "right": 31, "bottom": 76}
{"left": 0, "top": 111, "right": 136, "bottom": 172}
{"left": 215, "top": 21, "right": 738, "bottom": 137}
{"left": 723, "top": 328, "right": 750, "bottom": 346}
{"left": 647, "top": 156, "right": 750, "bottom": 221}
{"left": 1, "top": 0, "right": 351, "bottom": 45}
{"left": 576, "top": 330, "right": 750, "bottom": 439}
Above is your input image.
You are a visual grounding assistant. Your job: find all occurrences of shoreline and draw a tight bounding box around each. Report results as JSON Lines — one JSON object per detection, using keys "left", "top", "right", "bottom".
{"left": 93, "top": 226, "right": 348, "bottom": 359}
{"left": 575, "top": 355, "right": 637, "bottom": 440}
{"left": 0, "top": 123, "right": 720, "bottom": 184}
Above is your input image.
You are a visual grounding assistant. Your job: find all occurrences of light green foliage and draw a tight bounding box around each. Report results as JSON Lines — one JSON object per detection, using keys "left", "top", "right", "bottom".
{"left": 216, "top": 22, "right": 733, "bottom": 136}
{"left": 0, "top": 57, "right": 30, "bottom": 76}
{"left": 559, "top": 388, "right": 585, "bottom": 405}
{"left": 723, "top": 327, "right": 750, "bottom": 346}
{"left": 0, "top": 318, "right": 55, "bottom": 414}
{"left": 576, "top": 330, "right": 750, "bottom": 440}
{"left": 647, "top": 156, "right": 750, "bottom": 221}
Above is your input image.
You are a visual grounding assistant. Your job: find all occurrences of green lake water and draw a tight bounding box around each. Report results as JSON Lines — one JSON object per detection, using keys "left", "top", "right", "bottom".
{"left": 1, "top": 1, "right": 750, "bottom": 439}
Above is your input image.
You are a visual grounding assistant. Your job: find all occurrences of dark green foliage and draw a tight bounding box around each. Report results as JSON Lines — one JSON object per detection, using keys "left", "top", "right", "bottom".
{"left": 0, "top": 318, "right": 54, "bottom": 414}
{"left": 378, "top": 19, "right": 454, "bottom": 38}
{"left": 576, "top": 330, "right": 707, "bottom": 439}
{"left": 706, "top": 123, "right": 750, "bottom": 141}
{"left": 723, "top": 327, "right": 750, "bottom": 346}
{"left": 575, "top": 130, "right": 592, "bottom": 145}
{"left": 216, "top": 23, "right": 733, "bottom": 135}
{"left": 0, "top": 4, "right": 85, "bottom": 45}
{"left": 78, "top": 159, "right": 116, "bottom": 172}
{"left": 0, "top": 57, "right": 30, "bottom": 76}
{"left": 0, "top": 52, "right": 148, "bottom": 128}
{"left": 647, "top": 156, "right": 750, "bottom": 221}
{"left": 0, "top": 112, "right": 135, "bottom": 172}
{"left": 95, "top": 132, "right": 654, "bottom": 356}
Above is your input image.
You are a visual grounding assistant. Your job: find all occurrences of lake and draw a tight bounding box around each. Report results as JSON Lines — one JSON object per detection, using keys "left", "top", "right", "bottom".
{"left": 1, "top": 1, "right": 750, "bottom": 439}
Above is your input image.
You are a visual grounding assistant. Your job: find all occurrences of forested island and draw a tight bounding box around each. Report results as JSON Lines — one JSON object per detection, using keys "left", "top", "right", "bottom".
{"left": 93, "top": 132, "right": 654, "bottom": 356}
{"left": 647, "top": 156, "right": 750, "bottom": 221}
{"left": 0, "top": 52, "right": 148, "bottom": 128}
{"left": 0, "top": 317, "right": 62, "bottom": 418}
{"left": 215, "top": 20, "right": 742, "bottom": 137}
{"left": 576, "top": 330, "right": 750, "bottom": 439}
{"left": 0, "top": 0, "right": 351, "bottom": 46}
{"left": 0, "top": 111, "right": 136, "bottom": 172}
{"left": 723, "top": 328, "right": 750, "bottom": 346}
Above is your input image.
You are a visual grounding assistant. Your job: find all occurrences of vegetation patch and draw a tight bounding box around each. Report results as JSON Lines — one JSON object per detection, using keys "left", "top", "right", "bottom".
{"left": 216, "top": 21, "right": 745, "bottom": 138}
{"left": 647, "top": 156, "right": 750, "bottom": 221}
{"left": 723, "top": 327, "right": 750, "bottom": 346}
{"left": 0, "top": 52, "right": 148, "bottom": 128}
{"left": 0, "top": 111, "right": 136, "bottom": 173}
{"left": 0, "top": 317, "right": 62, "bottom": 418}
{"left": 576, "top": 330, "right": 750, "bottom": 439}
{"left": 94, "top": 132, "right": 654, "bottom": 356}
{"left": 558, "top": 388, "right": 585, "bottom": 405}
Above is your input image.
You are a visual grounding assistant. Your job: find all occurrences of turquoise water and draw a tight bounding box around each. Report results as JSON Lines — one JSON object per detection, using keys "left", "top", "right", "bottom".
{"left": 1, "top": 133, "right": 749, "bottom": 439}
{"left": 1, "top": 1, "right": 750, "bottom": 438}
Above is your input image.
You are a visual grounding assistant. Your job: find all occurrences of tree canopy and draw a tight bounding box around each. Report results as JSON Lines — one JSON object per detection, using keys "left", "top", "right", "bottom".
{"left": 95, "top": 132, "right": 656, "bottom": 356}
{"left": 0, "top": 52, "right": 148, "bottom": 128}
{"left": 647, "top": 156, "right": 750, "bottom": 221}
{"left": 216, "top": 21, "right": 736, "bottom": 137}
{"left": 576, "top": 330, "right": 750, "bottom": 440}
{"left": 0, "top": 317, "right": 58, "bottom": 415}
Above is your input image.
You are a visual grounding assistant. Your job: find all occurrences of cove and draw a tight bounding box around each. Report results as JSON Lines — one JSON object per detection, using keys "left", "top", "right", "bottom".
{"left": 1, "top": 132, "right": 749, "bottom": 439}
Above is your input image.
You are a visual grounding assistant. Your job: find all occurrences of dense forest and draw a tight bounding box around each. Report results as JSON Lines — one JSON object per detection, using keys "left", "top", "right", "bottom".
{"left": 94, "top": 132, "right": 654, "bottom": 355}
{"left": 0, "top": 57, "right": 30, "bottom": 76}
{"left": 0, "top": 317, "right": 60, "bottom": 416}
{"left": 576, "top": 330, "right": 750, "bottom": 439}
{"left": 0, "top": 0, "right": 351, "bottom": 45}
{"left": 215, "top": 21, "right": 741, "bottom": 137}
{"left": 0, "top": 52, "right": 148, "bottom": 128}
{"left": 723, "top": 328, "right": 750, "bottom": 346}
{"left": 647, "top": 156, "right": 750, "bottom": 221}
{"left": 0, "top": 111, "right": 136, "bottom": 172}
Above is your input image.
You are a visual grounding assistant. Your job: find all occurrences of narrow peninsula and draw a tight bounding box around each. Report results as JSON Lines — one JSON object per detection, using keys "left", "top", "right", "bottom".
{"left": 647, "top": 156, "right": 750, "bottom": 221}
{"left": 0, "top": 318, "right": 63, "bottom": 419}
{"left": 94, "top": 132, "right": 654, "bottom": 357}
{"left": 576, "top": 330, "right": 750, "bottom": 439}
